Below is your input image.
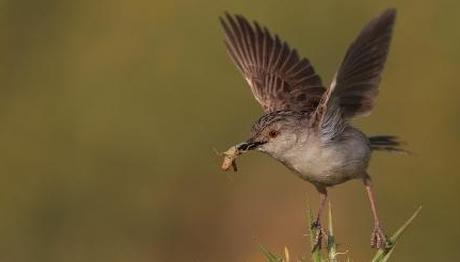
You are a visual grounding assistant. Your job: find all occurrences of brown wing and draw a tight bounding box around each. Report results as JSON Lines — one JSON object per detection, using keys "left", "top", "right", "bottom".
{"left": 313, "top": 9, "right": 396, "bottom": 130}
{"left": 220, "top": 13, "right": 325, "bottom": 113}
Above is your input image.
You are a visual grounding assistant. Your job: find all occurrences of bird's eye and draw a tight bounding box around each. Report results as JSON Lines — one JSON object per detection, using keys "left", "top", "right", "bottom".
{"left": 268, "top": 130, "right": 280, "bottom": 138}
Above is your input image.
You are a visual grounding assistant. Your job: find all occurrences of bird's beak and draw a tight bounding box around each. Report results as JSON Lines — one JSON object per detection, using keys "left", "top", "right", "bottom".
{"left": 236, "top": 139, "right": 266, "bottom": 152}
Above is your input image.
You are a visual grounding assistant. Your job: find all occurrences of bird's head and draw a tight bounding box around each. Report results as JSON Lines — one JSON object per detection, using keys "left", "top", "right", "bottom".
{"left": 237, "top": 111, "right": 307, "bottom": 157}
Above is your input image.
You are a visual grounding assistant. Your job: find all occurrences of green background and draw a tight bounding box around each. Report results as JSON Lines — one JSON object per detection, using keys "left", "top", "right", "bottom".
{"left": 1, "top": 0, "right": 459, "bottom": 261}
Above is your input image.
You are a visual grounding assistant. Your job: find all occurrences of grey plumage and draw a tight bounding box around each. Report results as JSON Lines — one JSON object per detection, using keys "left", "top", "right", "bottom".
{"left": 220, "top": 9, "right": 402, "bottom": 249}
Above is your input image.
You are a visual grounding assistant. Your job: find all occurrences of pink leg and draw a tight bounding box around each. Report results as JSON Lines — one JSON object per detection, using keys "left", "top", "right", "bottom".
{"left": 363, "top": 176, "right": 389, "bottom": 249}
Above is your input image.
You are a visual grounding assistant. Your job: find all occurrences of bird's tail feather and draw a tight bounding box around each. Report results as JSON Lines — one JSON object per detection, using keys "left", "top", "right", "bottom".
{"left": 369, "top": 135, "right": 407, "bottom": 153}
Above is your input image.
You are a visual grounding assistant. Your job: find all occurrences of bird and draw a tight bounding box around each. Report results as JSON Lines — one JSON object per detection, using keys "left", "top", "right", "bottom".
{"left": 219, "top": 8, "right": 403, "bottom": 250}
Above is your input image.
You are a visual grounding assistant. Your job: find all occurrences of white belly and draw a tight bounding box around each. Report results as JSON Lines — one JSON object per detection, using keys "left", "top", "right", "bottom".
{"left": 276, "top": 138, "right": 370, "bottom": 186}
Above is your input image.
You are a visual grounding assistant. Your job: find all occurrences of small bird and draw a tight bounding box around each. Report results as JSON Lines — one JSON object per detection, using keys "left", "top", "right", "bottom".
{"left": 219, "top": 9, "right": 403, "bottom": 249}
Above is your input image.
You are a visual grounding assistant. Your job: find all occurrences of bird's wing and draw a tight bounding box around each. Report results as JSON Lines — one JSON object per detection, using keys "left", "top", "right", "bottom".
{"left": 220, "top": 13, "right": 325, "bottom": 113}
{"left": 312, "top": 9, "right": 396, "bottom": 131}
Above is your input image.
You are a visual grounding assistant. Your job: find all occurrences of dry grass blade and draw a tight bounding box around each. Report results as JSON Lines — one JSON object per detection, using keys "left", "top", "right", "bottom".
{"left": 327, "top": 202, "right": 338, "bottom": 262}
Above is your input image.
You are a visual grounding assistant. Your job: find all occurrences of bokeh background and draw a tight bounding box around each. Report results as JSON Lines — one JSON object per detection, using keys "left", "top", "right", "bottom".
{"left": 1, "top": 0, "right": 460, "bottom": 261}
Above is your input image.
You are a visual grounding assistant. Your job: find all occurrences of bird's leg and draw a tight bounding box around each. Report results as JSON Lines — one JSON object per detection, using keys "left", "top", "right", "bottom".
{"left": 363, "top": 176, "right": 390, "bottom": 249}
{"left": 311, "top": 186, "right": 327, "bottom": 251}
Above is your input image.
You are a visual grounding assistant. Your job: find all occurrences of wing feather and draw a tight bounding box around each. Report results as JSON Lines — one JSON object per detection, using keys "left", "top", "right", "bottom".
{"left": 313, "top": 9, "right": 396, "bottom": 133}
{"left": 220, "top": 13, "right": 325, "bottom": 112}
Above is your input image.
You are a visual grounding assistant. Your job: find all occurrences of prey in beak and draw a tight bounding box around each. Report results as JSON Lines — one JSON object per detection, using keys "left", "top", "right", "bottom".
{"left": 220, "top": 140, "right": 266, "bottom": 171}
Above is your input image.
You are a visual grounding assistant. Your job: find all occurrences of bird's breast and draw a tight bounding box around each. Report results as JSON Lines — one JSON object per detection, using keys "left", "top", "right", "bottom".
{"left": 276, "top": 140, "right": 369, "bottom": 186}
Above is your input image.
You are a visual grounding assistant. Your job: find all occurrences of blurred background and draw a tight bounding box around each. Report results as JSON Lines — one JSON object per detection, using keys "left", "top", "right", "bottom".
{"left": 1, "top": 0, "right": 460, "bottom": 261}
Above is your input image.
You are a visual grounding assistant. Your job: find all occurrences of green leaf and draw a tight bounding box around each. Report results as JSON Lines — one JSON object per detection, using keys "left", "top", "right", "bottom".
{"left": 256, "top": 201, "right": 419, "bottom": 262}
{"left": 259, "top": 245, "right": 283, "bottom": 262}
{"left": 372, "top": 206, "right": 422, "bottom": 262}
{"left": 307, "top": 206, "right": 325, "bottom": 262}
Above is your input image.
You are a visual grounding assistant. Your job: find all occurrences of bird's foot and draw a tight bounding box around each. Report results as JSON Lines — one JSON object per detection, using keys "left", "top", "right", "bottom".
{"left": 371, "top": 224, "right": 390, "bottom": 249}
{"left": 310, "top": 221, "right": 326, "bottom": 251}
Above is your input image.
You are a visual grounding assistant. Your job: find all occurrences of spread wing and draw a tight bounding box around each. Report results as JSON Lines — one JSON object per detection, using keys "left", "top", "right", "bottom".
{"left": 313, "top": 9, "right": 396, "bottom": 130}
{"left": 220, "top": 13, "right": 325, "bottom": 113}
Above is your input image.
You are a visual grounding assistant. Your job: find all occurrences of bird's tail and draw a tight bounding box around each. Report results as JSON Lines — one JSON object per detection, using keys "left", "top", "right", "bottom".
{"left": 368, "top": 135, "right": 407, "bottom": 153}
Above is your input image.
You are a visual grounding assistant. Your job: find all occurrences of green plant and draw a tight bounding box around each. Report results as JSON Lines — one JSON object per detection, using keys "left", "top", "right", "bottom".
{"left": 260, "top": 203, "right": 422, "bottom": 262}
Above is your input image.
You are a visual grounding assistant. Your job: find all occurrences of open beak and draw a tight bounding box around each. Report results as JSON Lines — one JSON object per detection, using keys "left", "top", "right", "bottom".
{"left": 236, "top": 140, "right": 266, "bottom": 152}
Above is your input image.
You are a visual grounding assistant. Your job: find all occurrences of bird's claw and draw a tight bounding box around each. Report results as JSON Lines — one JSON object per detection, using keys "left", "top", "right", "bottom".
{"left": 371, "top": 224, "right": 390, "bottom": 249}
{"left": 311, "top": 221, "right": 326, "bottom": 251}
